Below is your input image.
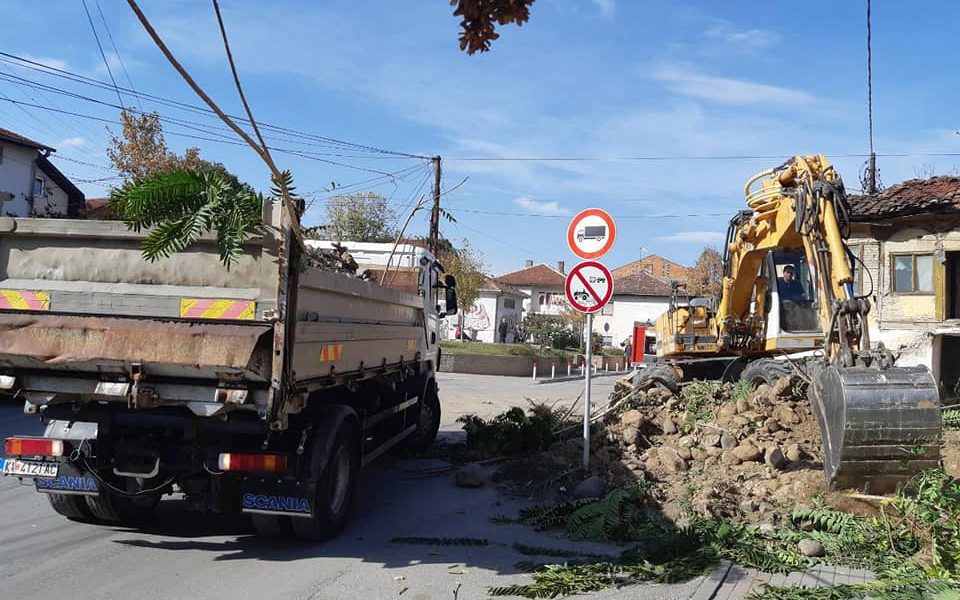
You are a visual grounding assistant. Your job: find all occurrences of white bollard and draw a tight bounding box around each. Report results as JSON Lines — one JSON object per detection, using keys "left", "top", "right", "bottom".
{"left": 532, "top": 362, "right": 537, "bottom": 381}
{"left": 551, "top": 362, "right": 556, "bottom": 379}
{"left": 567, "top": 362, "right": 572, "bottom": 377}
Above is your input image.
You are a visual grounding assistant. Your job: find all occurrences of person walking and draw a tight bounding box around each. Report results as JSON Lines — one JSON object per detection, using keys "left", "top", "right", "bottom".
{"left": 623, "top": 339, "right": 633, "bottom": 367}
{"left": 498, "top": 318, "right": 508, "bottom": 343}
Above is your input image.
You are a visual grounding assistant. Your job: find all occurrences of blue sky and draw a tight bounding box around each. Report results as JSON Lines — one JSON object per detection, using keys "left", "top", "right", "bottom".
{"left": 2, "top": 0, "right": 959, "bottom": 275}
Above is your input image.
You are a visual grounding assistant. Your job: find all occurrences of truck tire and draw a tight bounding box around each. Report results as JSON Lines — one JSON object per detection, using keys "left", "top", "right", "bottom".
{"left": 85, "top": 490, "right": 161, "bottom": 523}
{"left": 404, "top": 381, "right": 441, "bottom": 451}
{"left": 292, "top": 424, "right": 359, "bottom": 541}
{"left": 47, "top": 493, "right": 94, "bottom": 521}
{"left": 740, "top": 358, "right": 795, "bottom": 387}
{"left": 251, "top": 514, "right": 292, "bottom": 537}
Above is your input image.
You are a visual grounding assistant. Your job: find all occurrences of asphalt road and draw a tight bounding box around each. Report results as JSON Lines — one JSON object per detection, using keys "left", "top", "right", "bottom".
{"left": 0, "top": 373, "right": 722, "bottom": 600}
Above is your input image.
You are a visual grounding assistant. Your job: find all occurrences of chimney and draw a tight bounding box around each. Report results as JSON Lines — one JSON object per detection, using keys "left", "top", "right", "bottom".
{"left": 525, "top": 259, "right": 534, "bottom": 268}
{"left": 556, "top": 260, "right": 565, "bottom": 274}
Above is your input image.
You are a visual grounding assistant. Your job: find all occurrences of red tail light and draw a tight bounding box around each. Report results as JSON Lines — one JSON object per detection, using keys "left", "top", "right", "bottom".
{"left": 217, "top": 453, "right": 287, "bottom": 473}
{"left": 5, "top": 437, "right": 65, "bottom": 457}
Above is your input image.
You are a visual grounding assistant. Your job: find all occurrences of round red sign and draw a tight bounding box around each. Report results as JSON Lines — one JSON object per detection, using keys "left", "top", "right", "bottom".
{"left": 565, "top": 260, "right": 614, "bottom": 313}
{"left": 567, "top": 208, "right": 617, "bottom": 260}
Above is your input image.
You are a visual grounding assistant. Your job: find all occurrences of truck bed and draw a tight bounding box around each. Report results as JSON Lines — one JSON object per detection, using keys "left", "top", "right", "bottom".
{"left": 0, "top": 206, "right": 430, "bottom": 417}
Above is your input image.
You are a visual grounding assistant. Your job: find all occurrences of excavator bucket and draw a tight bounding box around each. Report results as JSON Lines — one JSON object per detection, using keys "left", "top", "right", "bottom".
{"left": 810, "top": 365, "right": 941, "bottom": 494}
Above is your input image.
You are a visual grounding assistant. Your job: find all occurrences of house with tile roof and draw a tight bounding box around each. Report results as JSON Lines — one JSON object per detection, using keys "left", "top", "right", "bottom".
{"left": 495, "top": 260, "right": 568, "bottom": 316}
{"left": 0, "top": 127, "right": 84, "bottom": 217}
{"left": 847, "top": 176, "right": 960, "bottom": 395}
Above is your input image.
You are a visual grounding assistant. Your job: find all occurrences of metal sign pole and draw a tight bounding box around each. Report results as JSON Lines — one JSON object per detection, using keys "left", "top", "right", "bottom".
{"left": 583, "top": 311, "right": 593, "bottom": 469}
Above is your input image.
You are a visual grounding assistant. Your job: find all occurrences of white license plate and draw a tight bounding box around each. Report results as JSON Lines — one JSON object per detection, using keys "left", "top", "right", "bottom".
{"left": 1, "top": 459, "right": 59, "bottom": 478}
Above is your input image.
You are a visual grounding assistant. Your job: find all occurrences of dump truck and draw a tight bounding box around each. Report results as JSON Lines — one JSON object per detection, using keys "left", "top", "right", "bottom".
{"left": 0, "top": 202, "right": 457, "bottom": 540}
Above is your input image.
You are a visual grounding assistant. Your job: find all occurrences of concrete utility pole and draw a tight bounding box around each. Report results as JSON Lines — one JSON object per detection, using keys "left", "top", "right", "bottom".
{"left": 429, "top": 156, "right": 441, "bottom": 254}
{"left": 866, "top": 152, "right": 877, "bottom": 194}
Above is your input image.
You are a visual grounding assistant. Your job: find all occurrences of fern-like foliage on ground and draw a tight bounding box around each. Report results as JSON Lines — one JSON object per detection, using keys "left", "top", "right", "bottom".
{"left": 493, "top": 470, "right": 960, "bottom": 599}
{"left": 109, "top": 169, "right": 265, "bottom": 269}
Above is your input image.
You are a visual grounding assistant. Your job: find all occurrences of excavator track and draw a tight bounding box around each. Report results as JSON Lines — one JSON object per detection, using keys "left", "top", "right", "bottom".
{"left": 809, "top": 364, "right": 941, "bottom": 494}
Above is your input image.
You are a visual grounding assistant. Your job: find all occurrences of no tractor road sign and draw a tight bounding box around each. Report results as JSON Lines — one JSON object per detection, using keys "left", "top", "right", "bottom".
{"left": 565, "top": 261, "right": 614, "bottom": 313}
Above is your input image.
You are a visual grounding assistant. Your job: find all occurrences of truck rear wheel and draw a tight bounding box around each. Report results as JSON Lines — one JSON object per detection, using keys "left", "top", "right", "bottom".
{"left": 292, "top": 425, "right": 359, "bottom": 541}
{"left": 85, "top": 490, "right": 161, "bottom": 523}
{"left": 47, "top": 493, "right": 95, "bottom": 521}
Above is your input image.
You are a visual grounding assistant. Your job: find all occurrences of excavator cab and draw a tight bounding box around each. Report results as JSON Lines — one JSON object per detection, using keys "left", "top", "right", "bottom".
{"left": 769, "top": 251, "right": 820, "bottom": 334}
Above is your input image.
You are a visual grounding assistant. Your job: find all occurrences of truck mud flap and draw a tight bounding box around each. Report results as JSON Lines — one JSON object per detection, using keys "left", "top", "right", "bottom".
{"left": 241, "top": 479, "right": 315, "bottom": 518}
{"left": 34, "top": 460, "right": 99, "bottom": 497}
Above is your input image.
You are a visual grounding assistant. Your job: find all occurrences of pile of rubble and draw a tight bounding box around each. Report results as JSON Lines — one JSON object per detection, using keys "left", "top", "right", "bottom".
{"left": 495, "top": 372, "right": 827, "bottom": 525}
{"left": 607, "top": 374, "right": 824, "bottom": 523}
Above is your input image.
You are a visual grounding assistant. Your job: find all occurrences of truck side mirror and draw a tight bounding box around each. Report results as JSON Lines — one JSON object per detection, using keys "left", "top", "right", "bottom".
{"left": 444, "top": 287, "right": 458, "bottom": 316}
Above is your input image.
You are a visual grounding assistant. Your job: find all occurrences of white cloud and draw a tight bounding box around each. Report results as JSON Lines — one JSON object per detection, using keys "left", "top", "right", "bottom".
{"left": 704, "top": 21, "right": 780, "bottom": 49}
{"left": 592, "top": 0, "right": 615, "bottom": 18}
{"left": 515, "top": 197, "right": 571, "bottom": 216}
{"left": 656, "top": 231, "right": 726, "bottom": 244}
{"left": 57, "top": 137, "right": 87, "bottom": 148}
{"left": 651, "top": 64, "right": 816, "bottom": 107}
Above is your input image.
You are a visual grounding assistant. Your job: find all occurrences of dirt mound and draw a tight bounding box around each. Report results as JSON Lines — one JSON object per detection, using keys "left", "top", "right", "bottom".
{"left": 496, "top": 372, "right": 828, "bottom": 524}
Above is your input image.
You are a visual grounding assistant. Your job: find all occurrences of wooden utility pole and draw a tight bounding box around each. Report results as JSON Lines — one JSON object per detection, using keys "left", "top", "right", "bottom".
{"left": 429, "top": 155, "right": 442, "bottom": 254}
{"left": 866, "top": 152, "right": 877, "bottom": 194}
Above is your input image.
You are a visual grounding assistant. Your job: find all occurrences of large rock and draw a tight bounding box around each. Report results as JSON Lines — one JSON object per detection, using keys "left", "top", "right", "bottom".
{"left": 720, "top": 434, "right": 738, "bottom": 451}
{"left": 455, "top": 464, "right": 486, "bottom": 488}
{"left": 771, "top": 377, "right": 793, "bottom": 398}
{"left": 621, "top": 409, "right": 644, "bottom": 429}
{"left": 736, "top": 396, "right": 751, "bottom": 414}
{"left": 733, "top": 442, "right": 763, "bottom": 462}
{"left": 773, "top": 405, "right": 800, "bottom": 426}
{"left": 658, "top": 446, "right": 688, "bottom": 472}
{"left": 765, "top": 446, "right": 788, "bottom": 470}
{"left": 798, "top": 539, "right": 826, "bottom": 557}
{"left": 763, "top": 418, "right": 781, "bottom": 433}
{"left": 703, "top": 433, "right": 722, "bottom": 448}
{"left": 573, "top": 475, "right": 607, "bottom": 499}
{"left": 718, "top": 403, "right": 738, "bottom": 419}
{"left": 661, "top": 415, "right": 678, "bottom": 434}
{"left": 621, "top": 426, "right": 641, "bottom": 447}
{"left": 785, "top": 443, "right": 804, "bottom": 462}
{"left": 721, "top": 451, "right": 742, "bottom": 465}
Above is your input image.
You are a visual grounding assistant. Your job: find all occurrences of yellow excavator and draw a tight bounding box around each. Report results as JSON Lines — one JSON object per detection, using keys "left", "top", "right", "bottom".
{"left": 652, "top": 154, "right": 941, "bottom": 493}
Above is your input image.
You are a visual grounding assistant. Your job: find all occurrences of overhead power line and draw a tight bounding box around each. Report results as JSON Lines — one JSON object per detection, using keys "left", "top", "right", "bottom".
{"left": 448, "top": 208, "right": 732, "bottom": 219}
{"left": 0, "top": 95, "right": 423, "bottom": 178}
{"left": 81, "top": 0, "right": 124, "bottom": 109}
{"left": 0, "top": 50, "right": 430, "bottom": 159}
{"left": 94, "top": 0, "right": 142, "bottom": 112}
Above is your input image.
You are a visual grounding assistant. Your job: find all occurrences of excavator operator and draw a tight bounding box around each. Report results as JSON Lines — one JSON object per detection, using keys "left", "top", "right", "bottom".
{"left": 778, "top": 264, "right": 806, "bottom": 302}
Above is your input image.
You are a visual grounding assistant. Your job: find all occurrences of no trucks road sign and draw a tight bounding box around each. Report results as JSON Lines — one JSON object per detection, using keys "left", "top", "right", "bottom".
{"left": 567, "top": 208, "right": 617, "bottom": 260}
{"left": 565, "top": 261, "right": 613, "bottom": 313}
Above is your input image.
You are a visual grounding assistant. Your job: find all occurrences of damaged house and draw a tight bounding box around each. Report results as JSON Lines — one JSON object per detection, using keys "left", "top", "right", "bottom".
{"left": 848, "top": 176, "right": 960, "bottom": 396}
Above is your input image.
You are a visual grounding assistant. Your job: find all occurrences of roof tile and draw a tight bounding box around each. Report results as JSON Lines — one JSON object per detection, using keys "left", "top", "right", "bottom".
{"left": 613, "top": 271, "right": 672, "bottom": 297}
{"left": 496, "top": 263, "right": 565, "bottom": 287}
{"left": 849, "top": 176, "right": 960, "bottom": 221}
